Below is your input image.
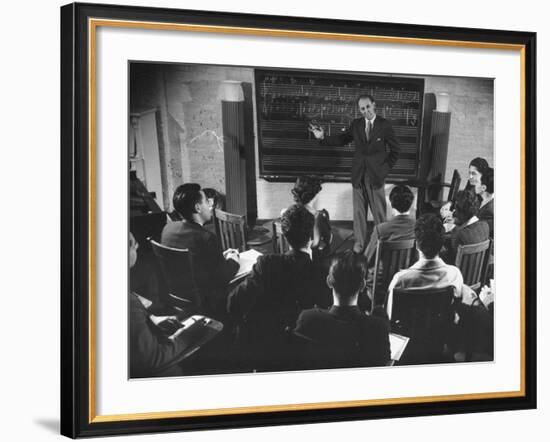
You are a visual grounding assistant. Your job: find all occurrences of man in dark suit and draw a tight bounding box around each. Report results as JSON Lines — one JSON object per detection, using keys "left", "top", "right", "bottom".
{"left": 129, "top": 233, "right": 202, "bottom": 378}
{"left": 293, "top": 251, "right": 391, "bottom": 369}
{"left": 227, "top": 204, "right": 331, "bottom": 371}
{"left": 161, "top": 183, "right": 239, "bottom": 314}
{"left": 364, "top": 184, "right": 416, "bottom": 264}
{"left": 309, "top": 94, "right": 400, "bottom": 253}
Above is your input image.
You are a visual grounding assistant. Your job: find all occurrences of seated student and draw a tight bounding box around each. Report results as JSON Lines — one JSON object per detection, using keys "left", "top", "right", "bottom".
{"left": 442, "top": 190, "right": 490, "bottom": 264}
{"left": 287, "top": 175, "right": 332, "bottom": 260}
{"left": 161, "top": 183, "right": 239, "bottom": 314}
{"left": 466, "top": 157, "right": 489, "bottom": 192}
{"left": 475, "top": 167, "right": 494, "bottom": 238}
{"left": 386, "top": 213, "right": 477, "bottom": 319}
{"left": 203, "top": 187, "right": 225, "bottom": 211}
{"left": 440, "top": 157, "right": 489, "bottom": 222}
{"left": 227, "top": 204, "right": 331, "bottom": 371}
{"left": 387, "top": 214, "right": 491, "bottom": 361}
{"left": 129, "top": 233, "right": 202, "bottom": 378}
{"left": 293, "top": 251, "right": 391, "bottom": 369}
{"left": 364, "top": 184, "right": 416, "bottom": 264}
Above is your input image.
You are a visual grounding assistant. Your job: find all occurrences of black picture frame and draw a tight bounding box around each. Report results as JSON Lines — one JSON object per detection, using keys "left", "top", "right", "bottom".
{"left": 61, "top": 2, "right": 537, "bottom": 438}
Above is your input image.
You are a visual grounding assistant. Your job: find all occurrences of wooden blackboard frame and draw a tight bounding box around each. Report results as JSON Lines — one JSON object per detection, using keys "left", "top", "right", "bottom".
{"left": 255, "top": 68, "right": 425, "bottom": 183}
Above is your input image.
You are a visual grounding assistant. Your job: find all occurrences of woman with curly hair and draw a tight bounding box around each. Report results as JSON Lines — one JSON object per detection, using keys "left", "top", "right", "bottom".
{"left": 287, "top": 175, "right": 333, "bottom": 259}
{"left": 441, "top": 157, "right": 490, "bottom": 225}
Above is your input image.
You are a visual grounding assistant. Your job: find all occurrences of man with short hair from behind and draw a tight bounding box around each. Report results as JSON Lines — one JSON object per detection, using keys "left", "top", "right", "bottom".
{"left": 161, "top": 183, "right": 239, "bottom": 315}
{"left": 227, "top": 204, "right": 331, "bottom": 371}
{"left": 387, "top": 213, "right": 491, "bottom": 361}
{"left": 386, "top": 213, "right": 474, "bottom": 318}
{"left": 294, "top": 251, "right": 391, "bottom": 369}
{"left": 363, "top": 184, "right": 416, "bottom": 264}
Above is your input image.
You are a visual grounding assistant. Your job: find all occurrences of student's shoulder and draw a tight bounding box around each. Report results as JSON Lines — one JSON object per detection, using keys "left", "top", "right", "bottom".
{"left": 252, "top": 253, "right": 286, "bottom": 270}
{"left": 391, "top": 266, "right": 417, "bottom": 284}
{"left": 298, "top": 307, "right": 331, "bottom": 321}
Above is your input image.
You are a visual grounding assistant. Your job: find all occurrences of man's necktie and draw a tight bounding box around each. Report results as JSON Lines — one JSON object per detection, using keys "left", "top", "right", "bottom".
{"left": 366, "top": 120, "right": 373, "bottom": 142}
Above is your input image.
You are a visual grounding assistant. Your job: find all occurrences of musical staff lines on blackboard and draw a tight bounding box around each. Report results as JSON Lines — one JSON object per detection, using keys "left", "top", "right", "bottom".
{"left": 259, "top": 83, "right": 421, "bottom": 102}
{"left": 255, "top": 70, "right": 424, "bottom": 181}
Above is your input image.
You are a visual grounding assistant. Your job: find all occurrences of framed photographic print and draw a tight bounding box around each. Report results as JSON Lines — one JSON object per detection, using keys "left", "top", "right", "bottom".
{"left": 60, "top": 2, "right": 536, "bottom": 438}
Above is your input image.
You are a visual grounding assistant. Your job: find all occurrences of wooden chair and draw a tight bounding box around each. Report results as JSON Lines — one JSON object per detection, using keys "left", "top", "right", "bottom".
{"left": 214, "top": 209, "right": 248, "bottom": 252}
{"left": 455, "top": 239, "right": 492, "bottom": 291}
{"left": 429, "top": 169, "right": 461, "bottom": 210}
{"left": 390, "top": 286, "right": 455, "bottom": 365}
{"left": 149, "top": 239, "right": 202, "bottom": 313}
{"left": 371, "top": 239, "right": 416, "bottom": 312}
{"left": 272, "top": 220, "right": 290, "bottom": 254}
{"left": 142, "top": 315, "right": 224, "bottom": 378}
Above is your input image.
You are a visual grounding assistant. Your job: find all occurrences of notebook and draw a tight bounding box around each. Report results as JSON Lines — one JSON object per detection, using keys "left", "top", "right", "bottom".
{"left": 230, "top": 249, "right": 263, "bottom": 283}
{"left": 389, "top": 332, "right": 410, "bottom": 361}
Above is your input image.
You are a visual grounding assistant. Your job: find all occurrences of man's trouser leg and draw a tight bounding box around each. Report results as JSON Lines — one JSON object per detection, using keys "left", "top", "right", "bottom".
{"left": 365, "top": 181, "right": 387, "bottom": 225}
{"left": 353, "top": 178, "right": 387, "bottom": 253}
{"left": 352, "top": 181, "right": 369, "bottom": 253}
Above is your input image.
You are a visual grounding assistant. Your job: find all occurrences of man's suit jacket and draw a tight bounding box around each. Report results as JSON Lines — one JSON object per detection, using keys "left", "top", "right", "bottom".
{"left": 227, "top": 250, "right": 331, "bottom": 366}
{"left": 129, "top": 293, "right": 190, "bottom": 378}
{"left": 443, "top": 219, "right": 490, "bottom": 264}
{"left": 321, "top": 115, "right": 400, "bottom": 188}
{"left": 161, "top": 220, "right": 239, "bottom": 303}
{"left": 364, "top": 214, "right": 416, "bottom": 264}
{"left": 294, "top": 305, "right": 390, "bottom": 368}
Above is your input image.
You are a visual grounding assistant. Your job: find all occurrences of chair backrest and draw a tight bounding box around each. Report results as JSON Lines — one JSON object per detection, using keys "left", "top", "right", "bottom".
{"left": 214, "top": 209, "right": 248, "bottom": 252}
{"left": 272, "top": 220, "right": 290, "bottom": 255}
{"left": 455, "top": 239, "right": 492, "bottom": 291}
{"left": 447, "top": 169, "right": 461, "bottom": 203}
{"left": 288, "top": 330, "right": 364, "bottom": 371}
{"left": 391, "top": 286, "right": 455, "bottom": 364}
{"left": 149, "top": 239, "right": 202, "bottom": 311}
{"left": 372, "top": 239, "right": 416, "bottom": 310}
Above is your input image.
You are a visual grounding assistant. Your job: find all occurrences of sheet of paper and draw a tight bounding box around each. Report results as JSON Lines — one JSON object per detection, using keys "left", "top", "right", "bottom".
{"left": 231, "top": 249, "right": 263, "bottom": 283}
{"left": 389, "top": 332, "right": 410, "bottom": 361}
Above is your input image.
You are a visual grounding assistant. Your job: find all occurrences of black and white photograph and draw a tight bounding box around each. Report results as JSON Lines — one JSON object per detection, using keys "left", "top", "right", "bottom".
{"left": 128, "top": 61, "right": 495, "bottom": 378}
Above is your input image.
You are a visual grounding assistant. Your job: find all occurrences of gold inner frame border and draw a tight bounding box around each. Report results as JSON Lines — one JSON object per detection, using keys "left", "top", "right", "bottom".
{"left": 87, "top": 17, "right": 527, "bottom": 424}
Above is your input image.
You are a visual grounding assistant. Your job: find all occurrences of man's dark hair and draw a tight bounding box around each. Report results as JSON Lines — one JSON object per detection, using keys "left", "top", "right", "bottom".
{"left": 357, "top": 94, "right": 375, "bottom": 104}
{"left": 292, "top": 175, "right": 322, "bottom": 205}
{"left": 172, "top": 183, "right": 203, "bottom": 221}
{"left": 389, "top": 185, "right": 414, "bottom": 213}
{"left": 453, "top": 189, "right": 480, "bottom": 225}
{"left": 414, "top": 213, "right": 444, "bottom": 259}
{"left": 327, "top": 251, "right": 367, "bottom": 300}
{"left": 469, "top": 157, "right": 489, "bottom": 173}
{"left": 280, "top": 204, "right": 314, "bottom": 250}
{"left": 481, "top": 167, "right": 494, "bottom": 194}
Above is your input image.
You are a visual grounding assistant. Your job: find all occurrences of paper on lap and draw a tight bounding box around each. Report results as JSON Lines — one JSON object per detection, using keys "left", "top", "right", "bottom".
{"left": 232, "top": 249, "right": 263, "bottom": 282}
{"left": 389, "top": 333, "right": 410, "bottom": 361}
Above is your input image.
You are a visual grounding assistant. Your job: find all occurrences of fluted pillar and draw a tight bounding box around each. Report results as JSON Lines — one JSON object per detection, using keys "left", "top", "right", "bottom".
{"left": 220, "top": 81, "right": 247, "bottom": 216}
{"left": 427, "top": 110, "right": 452, "bottom": 200}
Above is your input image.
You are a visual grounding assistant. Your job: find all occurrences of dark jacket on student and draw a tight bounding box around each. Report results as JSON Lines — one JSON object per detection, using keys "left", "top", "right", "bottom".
{"left": 161, "top": 220, "right": 239, "bottom": 307}
{"left": 364, "top": 214, "right": 416, "bottom": 264}
{"left": 227, "top": 250, "right": 331, "bottom": 370}
{"left": 443, "top": 218, "right": 490, "bottom": 265}
{"left": 293, "top": 305, "right": 390, "bottom": 369}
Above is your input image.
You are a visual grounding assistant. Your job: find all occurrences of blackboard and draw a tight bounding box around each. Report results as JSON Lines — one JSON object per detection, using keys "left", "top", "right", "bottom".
{"left": 255, "top": 69, "right": 425, "bottom": 182}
